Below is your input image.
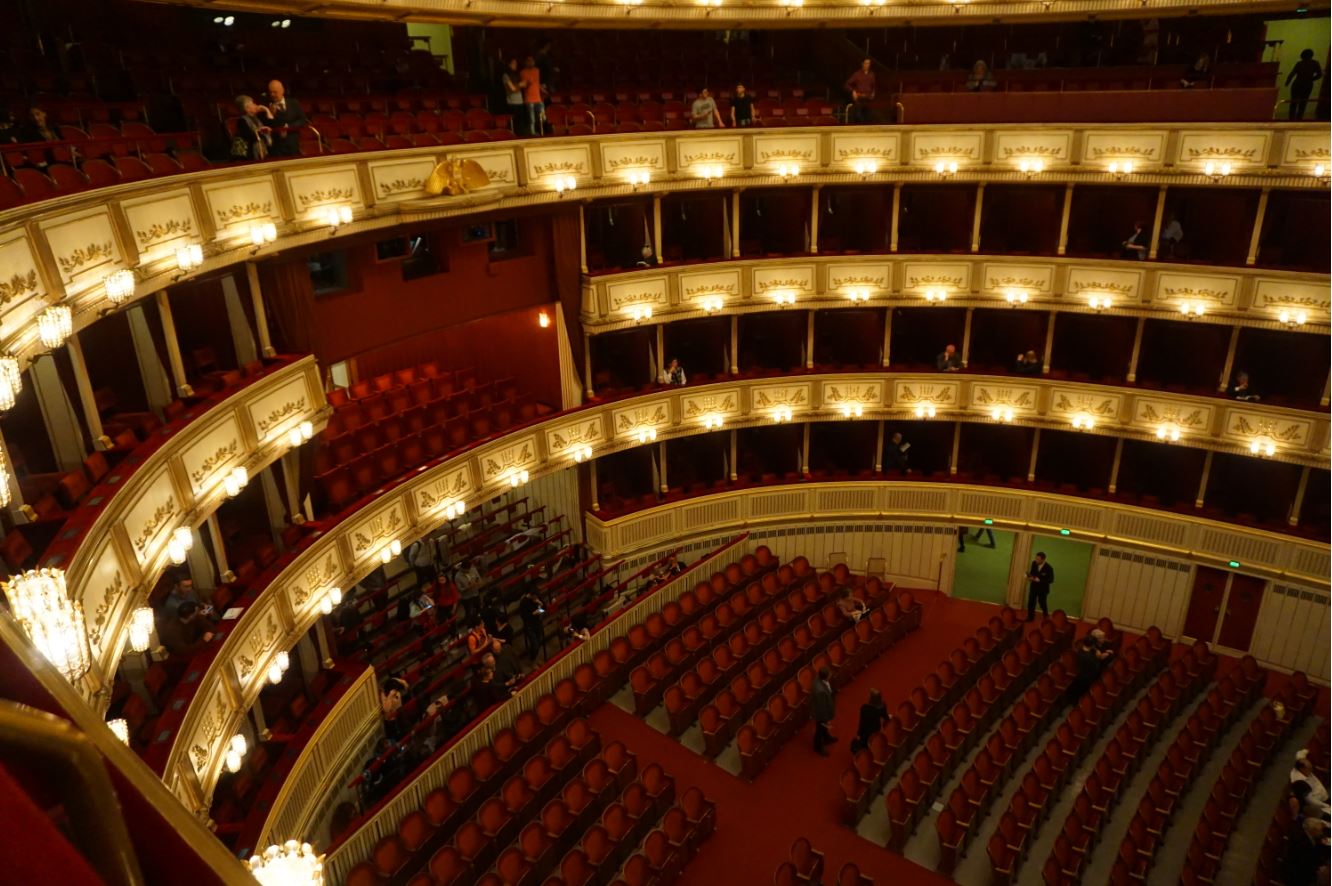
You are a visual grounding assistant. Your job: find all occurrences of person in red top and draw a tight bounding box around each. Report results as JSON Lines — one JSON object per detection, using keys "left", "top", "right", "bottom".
{"left": 521, "top": 56, "right": 544, "bottom": 136}
{"left": 844, "top": 58, "right": 876, "bottom": 124}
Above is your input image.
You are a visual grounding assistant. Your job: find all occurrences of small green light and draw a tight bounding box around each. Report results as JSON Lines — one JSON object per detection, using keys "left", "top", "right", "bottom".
{"left": 983, "top": 518, "right": 994, "bottom": 526}
{"left": 1228, "top": 560, "right": 1241, "bottom": 569}
{"left": 1059, "top": 528, "right": 1071, "bottom": 536}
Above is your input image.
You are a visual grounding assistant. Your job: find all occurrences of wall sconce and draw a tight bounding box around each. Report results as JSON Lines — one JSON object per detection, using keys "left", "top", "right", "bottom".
{"left": 922, "top": 288, "right": 948, "bottom": 304}
{"left": 0, "top": 460, "right": 8, "bottom": 508}
{"left": 695, "top": 164, "right": 724, "bottom": 184}
{"left": 1314, "top": 163, "right": 1330, "bottom": 185}
{"left": 287, "top": 420, "right": 315, "bottom": 447}
{"left": 990, "top": 406, "right": 1015, "bottom": 423}
{"left": 377, "top": 539, "right": 403, "bottom": 565}
{"left": 635, "top": 426, "right": 658, "bottom": 444}
{"left": 625, "top": 170, "right": 651, "bottom": 189}
{"left": 167, "top": 526, "right": 193, "bottom": 565}
{"left": 173, "top": 243, "right": 204, "bottom": 280}
{"left": 1107, "top": 160, "right": 1135, "bottom": 179}
{"left": 538, "top": 311, "right": 551, "bottom": 328}
{"left": 697, "top": 0, "right": 723, "bottom": 9}
{"left": 551, "top": 175, "right": 578, "bottom": 196}
{"left": 844, "top": 288, "right": 872, "bottom": 303}
{"left": 933, "top": 160, "right": 959, "bottom": 177}
{"left": 628, "top": 304, "right": 653, "bottom": 323}
{"left": 267, "top": 650, "right": 290, "bottom": 685}
{"left": 839, "top": 403, "right": 865, "bottom": 418}
{"left": 1178, "top": 301, "right": 1207, "bottom": 319}
{"left": 3, "top": 568, "right": 91, "bottom": 682}
{"left": 321, "top": 205, "right": 353, "bottom": 233}
{"left": 1202, "top": 161, "right": 1232, "bottom": 182}
{"left": 1278, "top": 309, "right": 1308, "bottom": 328}
{"left": 1004, "top": 290, "right": 1029, "bottom": 307}
{"left": 127, "top": 606, "right": 155, "bottom": 654}
{"left": 774, "top": 163, "right": 800, "bottom": 179}
{"left": 0, "top": 354, "right": 20, "bottom": 412}
{"left": 700, "top": 295, "right": 724, "bottom": 313}
{"left": 771, "top": 405, "right": 794, "bottom": 423}
{"left": 1087, "top": 294, "right": 1112, "bottom": 312}
{"left": 225, "top": 733, "right": 248, "bottom": 773}
{"left": 1155, "top": 423, "right": 1181, "bottom": 442}
{"left": 570, "top": 444, "right": 593, "bottom": 463}
{"left": 38, "top": 306, "right": 73, "bottom": 350}
{"left": 104, "top": 269, "right": 136, "bottom": 305}
{"left": 851, "top": 159, "right": 879, "bottom": 177}
{"left": 702, "top": 413, "right": 724, "bottom": 430}
{"left": 779, "top": 0, "right": 803, "bottom": 15}
{"left": 108, "top": 718, "right": 130, "bottom": 744}
{"left": 506, "top": 467, "right": 531, "bottom": 488}
{"left": 249, "top": 841, "right": 325, "bottom": 886}
{"left": 1248, "top": 437, "right": 1276, "bottom": 458}
{"left": 223, "top": 465, "right": 249, "bottom": 497}
{"left": 1071, "top": 413, "right": 1096, "bottom": 431}
{"left": 771, "top": 290, "right": 797, "bottom": 307}
{"left": 249, "top": 221, "right": 277, "bottom": 253}
{"left": 1017, "top": 158, "right": 1045, "bottom": 177}
{"left": 913, "top": 403, "right": 937, "bottom": 419}
{"left": 318, "top": 586, "right": 343, "bottom": 615}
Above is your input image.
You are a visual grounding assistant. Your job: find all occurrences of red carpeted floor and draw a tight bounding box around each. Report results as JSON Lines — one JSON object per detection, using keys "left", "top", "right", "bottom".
{"left": 588, "top": 589, "right": 998, "bottom": 886}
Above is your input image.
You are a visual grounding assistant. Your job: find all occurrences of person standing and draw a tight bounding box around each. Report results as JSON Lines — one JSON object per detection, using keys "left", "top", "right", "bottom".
{"left": 502, "top": 57, "right": 528, "bottom": 136}
{"left": 266, "top": 80, "right": 307, "bottom": 156}
{"left": 454, "top": 558, "right": 483, "bottom": 621}
{"left": 730, "top": 83, "right": 755, "bottom": 128}
{"left": 232, "top": 95, "right": 273, "bottom": 160}
{"left": 1025, "top": 551, "right": 1054, "bottom": 621}
{"left": 844, "top": 59, "right": 876, "bottom": 124}
{"left": 521, "top": 56, "right": 544, "bottom": 136}
{"left": 1287, "top": 49, "right": 1324, "bottom": 121}
{"left": 519, "top": 581, "right": 546, "bottom": 661}
{"left": 850, "top": 688, "right": 888, "bottom": 754}
{"left": 690, "top": 88, "right": 723, "bottom": 129}
{"left": 811, "top": 667, "right": 837, "bottom": 755}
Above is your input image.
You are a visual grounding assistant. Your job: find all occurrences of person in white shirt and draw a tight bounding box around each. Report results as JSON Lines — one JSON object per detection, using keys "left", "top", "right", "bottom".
{"left": 662, "top": 358, "right": 686, "bottom": 386}
{"left": 1292, "top": 751, "right": 1332, "bottom": 818}
{"left": 1160, "top": 213, "right": 1184, "bottom": 259}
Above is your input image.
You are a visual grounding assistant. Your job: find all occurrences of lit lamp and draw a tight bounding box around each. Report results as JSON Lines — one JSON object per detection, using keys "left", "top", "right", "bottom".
{"left": 551, "top": 175, "right": 578, "bottom": 196}
{"left": 1107, "top": 160, "right": 1135, "bottom": 179}
{"left": 1071, "top": 413, "right": 1096, "bottom": 431}
{"left": 38, "top": 306, "right": 73, "bottom": 349}
{"left": 1017, "top": 158, "right": 1045, "bottom": 177}
{"left": 225, "top": 733, "right": 248, "bottom": 773}
{"left": 771, "top": 290, "right": 797, "bottom": 307}
{"left": 771, "top": 405, "right": 794, "bottom": 423}
{"left": 702, "top": 413, "right": 724, "bottom": 430}
{"left": 104, "top": 269, "right": 136, "bottom": 306}
{"left": 250, "top": 841, "right": 325, "bottom": 886}
{"left": 250, "top": 222, "right": 278, "bottom": 252}
{"left": 839, "top": 403, "right": 864, "bottom": 418}
{"left": 923, "top": 288, "right": 948, "bottom": 304}
{"left": 570, "top": 444, "right": 593, "bottom": 463}
{"left": 774, "top": 163, "right": 800, "bottom": 179}
{"left": 1278, "top": 309, "right": 1308, "bottom": 328}
{"left": 287, "top": 420, "right": 315, "bottom": 447}
{"left": 173, "top": 243, "right": 204, "bottom": 279}
{"left": 1004, "top": 290, "right": 1029, "bottom": 307}
{"left": 321, "top": 205, "right": 353, "bottom": 233}
{"left": 844, "top": 288, "right": 872, "bottom": 303}
{"left": 779, "top": 0, "right": 803, "bottom": 15}
{"left": 1155, "top": 423, "right": 1181, "bottom": 442}
{"left": 3, "top": 568, "right": 91, "bottom": 682}
{"left": 442, "top": 500, "right": 466, "bottom": 520}
{"left": 1087, "top": 294, "right": 1112, "bottom": 312}
{"left": 224, "top": 465, "right": 249, "bottom": 497}
{"left": 506, "top": 468, "right": 530, "bottom": 488}
{"left": 913, "top": 403, "right": 937, "bottom": 419}
{"left": 990, "top": 406, "right": 1015, "bottom": 423}
{"left": 167, "top": 526, "right": 194, "bottom": 565}
{"left": 1178, "top": 301, "right": 1207, "bottom": 319}
{"left": 0, "top": 354, "right": 20, "bottom": 412}
{"left": 635, "top": 426, "right": 657, "bottom": 444}
{"left": 628, "top": 304, "right": 653, "bottom": 323}
{"left": 378, "top": 539, "right": 403, "bottom": 565}
{"left": 1314, "top": 163, "right": 1330, "bottom": 185}
{"left": 538, "top": 311, "right": 551, "bottom": 328}
{"left": 625, "top": 170, "right": 651, "bottom": 189}
{"left": 108, "top": 718, "right": 130, "bottom": 744}
{"left": 695, "top": 164, "right": 724, "bottom": 184}
{"left": 700, "top": 295, "right": 725, "bottom": 313}
{"left": 1248, "top": 437, "right": 1276, "bottom": 458}
{"left": 1202, "top": 161, "right": 1232, "bottom": 182}
{"left": 267, "top": 650, "right": 290, "bottom": 685}
{"left": 318, "top": 587, "right": 343, "bottom": 615}
{"left": 127, "top": 606, "right": 155, "bottom": 653}
{"left": 933, "top": 160, "right": 959, "bottom": 177}
{"left": 851, "top": 159, "right": 879, "bottom": 177}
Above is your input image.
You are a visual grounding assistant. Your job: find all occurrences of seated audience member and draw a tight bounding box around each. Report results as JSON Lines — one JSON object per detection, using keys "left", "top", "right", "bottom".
{"left": 266, "top": 79, "right": 307, "bottom": 156}
{"left": 483, "top": 598, "right": 514, "bottom": 644}
{"left": 164, "top": 575, "right": 208, "bottom": 616}
{"left": 636, "top": 245, "right": 659, "bottom": 267}
{"left": 850, "top": 688, "right": 889, "bottom": 754}
{"left": 0, "top": 110, "right": 20, "bottom": 144}
{"left": 731, "top": 83, "right": 755, "bottom": 127}
{"left": 1159, "top": 213, "right": 1183, "bottom": 259}
{"left": 663, "top": 357, "right": 687, "bottom": 386}
{"left": 691, "top": 87, "right": 723, "bottom": 129}
{"left": 1121, "top": 221, "right": 1148, "bottom": 259}
{"left": 423, "top": 694, "right": 463, "bottom": 751}
{"left": 1180, "top": 52, "right": 1211, "bottom": 88}
{"left": 232, "top": 95, "right": 273, "bottom": 160}
{"left": 1283, "top": 817, "right": 1329, "bottom": 886}
{"left": 965, "top": 59, "right": 997, "bottom": 91}
{"left": 885, "top": 432, "right": 911, "bottom": 472}
{"left": 1292, "top": 751, "right": 1332, "bottom": 820}
{"left": 1070, "top": 629, "right": 1114, "bottom": 699}
{"left": 836, "top": 588, "right": 868, "bottom": 623}
{"left": 1014, "top": 350, "right": 1042, "bottom": 376}
{"left": 565, "top": 612, "right": 593, "bottom": 643}
{"left": 380, "top": 678, "right": 408, "bottom": 739}
{"left": 19, "top": 107, "right": 59, "bottom": 143}
{"left": 1228, "top": 371, "right": 1260, "bottom": 401}
{"left": 489, "top": 638, "right": 524, "bottom": 687}
{"left": 465, "top": 619, "right": 491, "bottom": 654}
{"left": 474, "top": 666, "right": 511, "bottom": 707}
{"left": 936, "top": 344, "right": 963, "bottom": 372}
{"left": 158, "top": 602, "right": 216, "bottom": 657}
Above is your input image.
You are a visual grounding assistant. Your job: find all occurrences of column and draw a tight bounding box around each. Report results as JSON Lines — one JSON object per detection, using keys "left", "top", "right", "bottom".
{"left": 1027, "top": 428, "right": 1041, "bottom": 483}
{"left": 222, "top": 274, "right": 259, "bottom": 367}
{"left": 1056, "top": 183, "right": 1074, "bottom": 256}
{"left": 809, "top": 186, "right": 821, "bottom": 254}
{"left": 729, "top": 430, "right": 738, "bottom": 481}
{"left": 1147, "top": 185, "right": 1168, "bottom": 260}
{"left": 0, "top": 427, "right": 28, "bottom": 522}
{"left": 657, "top": 441, "right": 668, "bottom": 494}
{"left": 245, "top": 263, "right": 276, "bottom": 358}
{"left": 1289, "top": 466, "right": 1311, "bottom": 526}
{"left": 206, "top": 513, "right": 234, "bottom": 583}
{"left": 1323, "top": 372, "right": 1330, "bottom": 408}
{"left": 889, "top": 183, "right": 902, "bottom": 253}
{"left": 1246, "top": 188, "right": 1270, "bottom": 266}
{"left": 655, "top": 324, "right": 665, "bottom": 382}
{"left": 949, "top": 422, "right": 961, "bottom": 476}
{"left": 805, "top": 311, "right": 815, "bottom": 369}
{"left": 578, "top": 204, "right": 588, "bottom": 273}
{"left": 874, "top": 420, "right": 885, "bottom": 472}
{"left": 589, "top": 458, "right": 600, "bottom": 511}
{"left": 259, "top": 465, "right": 288, "bottom": 542}
{"left": 127, "top": 303, "right": 172, "bottom": 412}
{"left": 65, "top": 332, "right": 109, "bottom": 449}
{"left": 1041, "top": 311, "right": 1056, "bottom": 373}
{"left": 729, "top": 315, "right": 739, "bottom": 375}
{"left": 881, "top": 307, "right": 893, "bottom": 367}
{"left": 1195, "top": 451, "right": 1213, "bottom": 508}
{"left": 250, "top": 696, "right": 270, "bottom": 742}
{"left": 1217, "top": 326, "right": 1241, "bottom": 393}
{"left": 314, "top": 617, "right": 335, "bottom": 669}
{"left": 800, "top": 423, "right": 810, "bottom": 475}
{"left": 583, "top": 333, "right": 595, "bottom": 399}
{"left": 280, "top": 450, "right": 305, "bottom": 526}
{"left": 1126, "top": 317, "right": 1146, "bottom": 384}
{"left": 960, "top": 308, "right": 974, "bottom": 367}
{"left": 29, "top": 354, "right": 87, "bottom": 471}
{"left": 295, "top": 633, "right": 321, "bottom": 686}
{"left": 155, "top": 290, "right": 193, "bottom": 398}
{"left": 184, "top": 526, "right": 216, "bottom": 592}
{"left": 652, "top": 195, "right": 663, "bottom": 260}
{"left": 1107, "top": 438, "right": 1124, "bottom": 494}
{"left": 970, "top": 183, "right": 985, "bottom": 253}
{"left": 730, "top": 191, "right": 742, "bottom": 259}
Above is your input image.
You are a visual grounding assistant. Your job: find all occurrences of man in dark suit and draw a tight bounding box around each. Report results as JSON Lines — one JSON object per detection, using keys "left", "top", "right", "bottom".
{"left": 936, "top": 344, "right": 962, "bottom": 372}
{"left": 811, "top": 667, "right": 836, "bottom": 755}
{"left": 266, "top": 79, "right": 308, "bottom": 156}
{"left": 1025, "top": 551, "right": 1054, "bottom": 621}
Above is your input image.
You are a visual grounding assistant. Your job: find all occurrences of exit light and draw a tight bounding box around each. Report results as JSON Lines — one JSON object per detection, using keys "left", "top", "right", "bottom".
{"left": 983, "top": 518, "right": 994, "bottom": 525}
{"left": 1059, "top": 529, "right": 1071, "bottom": 536}
{"left": 1228, "top": 560, "right": 1241, "bottom": 569}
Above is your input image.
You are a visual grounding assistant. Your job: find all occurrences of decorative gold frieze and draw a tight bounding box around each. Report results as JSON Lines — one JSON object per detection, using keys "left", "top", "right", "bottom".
{"left": 615, "top": 406, "right": 668, "bottom": 431}
{"left": 256, "top": 398, "right": 307, "bottom": 436}
{"left": 835, "top": 147, "right": 893, "bottom": 160}
{"left": 86, "top": 570, "right": 126, "bottom": 651}
{"left": 681, "top": 150, "right": 736, "bottom": 164}
{"left": 753, "top": 389, "right": 808, "bottom": 409}
{"left": 132, "top": 498, "right": 178, "bottom": 553}
{"left": 1185, "top": 146, "right": 1256, "bottom": 161}
{"left": 57, "top": 241, "right": 114, "bottom": 275}
{"left": 551, "top": 421, "right": 603, "bottom": 450}
{"left": 1000, "top": 146, "right": 1062, "bottom": 158}
{"left": 1231, "top": 416, "right": 1304, "bottom": 443}
{"left": 296, "top": 187, "right": 354, "bottom": 209}
{"left": 918, "top": 145, "right": 977, "bottom": 158}
{"left": 291, "top": 553, "right": 340, "bottom": 606}
{"left": 605, "top": 155, "right": 658, "bottom": 170}
{"left": 683, "top": 282, "right": 737, "bottom": 297}
{"left": 482, "top": 442, "right": 535, "bottom": 480}
{"left": 424, "top": 157, "right": 490, "bottom": 195}
{"left": 1054, "top": 394, "right": 1117, "bottom": 416}
{"left": 189, "top": 441, "right": 239, "bottom": 485}
{"left": 352, "top": 511, "right": 405, "bottom": 553}
{"left": 683, "top": 395, "right": 737, "bottom": 417}
{"left": 824, "top": 384, "right": 882, "bottom": 405}
{"left": 417, "top": 471, "right": 470, "bottom": 511}
{"left": 907, "top": 273, "right": 964, "bottom": 289}
{"left": 135, "top": 218, "right": 194, "bottom": 245}
{"left": 215, "top": 202, "right": 273, "bottom": 225}
{"left": 532, "top": 161, "right": 586, "bottom": 176}
{"left": 0, "top": 270, "right": 39, "bottom": 305}
{"left": 755, "top": 277, "right": 809, "bottom": 293}
{"left": 757, "top": 149, "right": 814, "bottom": 163}
{"left": 378, "top": 177, "right": 424, "bottom": 197}
{"left": 830, "top": 274, "right": 885, "bottom": 288}
{"left": 1088, "top": 146, "right": 1156, "bottom": 159}
{"left": 974, "top": 388, "right": 1035, "bottom": 408}
{"left": 1138, "top": 403, "right": 1206, "bottom": 427}
{"left": 988, "top": 275, "right": 1044, "bottom": 290}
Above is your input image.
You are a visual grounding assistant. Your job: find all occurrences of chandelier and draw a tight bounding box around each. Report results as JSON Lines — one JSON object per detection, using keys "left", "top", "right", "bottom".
{"left": 0, "top": 354, "right": 20, "bottom": 411}
{"left": 127, "top": 607, "right": 155, "bottom": 653}
{"left": 249, "top": 841, "right": 324, "bottom": 886}
{"left": 38, "top": 306, "right": 73, "bottom": 349}
{"left": 3, "top": 568, "right": 92, "bottom": 681}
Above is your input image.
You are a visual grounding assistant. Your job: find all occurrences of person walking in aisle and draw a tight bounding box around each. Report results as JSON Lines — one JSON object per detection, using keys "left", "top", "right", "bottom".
{"left": 811, "top": 667, "right": 837, "bottom": 755}
{"left": 1025, "top": 551, "right": 1054, "bottom": 621}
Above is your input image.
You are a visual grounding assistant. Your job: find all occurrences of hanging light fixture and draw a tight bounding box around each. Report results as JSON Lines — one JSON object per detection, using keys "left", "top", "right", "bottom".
{"left": 1107, "top": 160, "right": 1135, "bottom": 179}
{"left": 0, "top": 354, "right": 20, "bottom": 412}
{"left": 551, "top": 175, "right": 578, "bottom": 196}
{"left": 250, "top": 222, "right": 278, "bottom": 253}
{"left": 104, "top": 269, "right": 136, "bottom": 305}
{"left": 378, "top": 539, "right": 403, "bottom": 565}
{"left": 851, "top": 159, "right": 879, "bottom": 177}
{"left": 318, "top": 587, "right": 343, "bottom": 616}
{"left": 1248, "top": 437, "right": 1276, "bottom": 458}
{"left": 923, "top": 288, "right": 948, "bottom": 304}
{"left": 173, "top": 244, "right": 204, "bottom": 280}
{"left": 38, "top": 306, "right": 73, "bottom": 349}
{"left": 1202, "top": 160, "right": 1232, "bottom": 182}
{"left": 167, "top": 526, "right": 194, "bottom": 565}
{"left": 249, "top": 841, "right": 325, "bottom": 886}
{"left": 1016, "top": 158, "right": 1045, "bottom": 178}
{"left": 108, "top": 718, "right": 130, "bottom": 744}
{"left": 267, "top": 650, "right": 290, "bottom": 685}
{"left": 287, "top": 420, "right": 314, "bottom": 447}
{"left": 1071, "top": 413, "right": 1096, "bottom": 431}
{"left": 702, "top": 413, "right": 724, "bottom": 430}
{"left": 695, "top": 164, "right": 724, "bottom": 184}
{"left": 1277, "top": 309, "right": 1308, "bottom": 328}
{"left": 3, "top": 568, "right": 92, "bottom": 682}
{"left": 224, "top": 465, "right": 249, "bottom": 497}
{"left": 1178, "top": 301, "right": 1207, "bottom": 319}
{"left": 225, "top": 733, "right": 248, "bottom": 773}
{"left": 1087, "top": 294, "right": 1112, "bottom": 312}
{"left": 127, "top": 606, "right": 155, "bottom": 653}
{"left": 771, "top": 405, "right": 794, "bottom": 423}
{"left": 933, "top": 160, "right": 959, "bottom": 177}
{"left": 1155, "top": 423, "right": 1181, "bottom": 442}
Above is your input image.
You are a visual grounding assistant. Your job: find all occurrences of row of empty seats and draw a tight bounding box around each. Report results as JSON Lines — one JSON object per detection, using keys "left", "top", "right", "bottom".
{"left": 773, "top": 837, "right": 875, "bottom": 886}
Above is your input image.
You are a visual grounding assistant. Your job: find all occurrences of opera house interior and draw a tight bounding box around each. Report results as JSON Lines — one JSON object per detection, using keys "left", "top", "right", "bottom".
{"left": 0, "top": 0, "right": 1329, "bottom": 883}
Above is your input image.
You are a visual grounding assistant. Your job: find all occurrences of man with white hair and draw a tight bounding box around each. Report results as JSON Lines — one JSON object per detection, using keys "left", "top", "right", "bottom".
{"left": 266, "top": 79, "right": 308, "bottom": 156}
{"left": 1292, "top": 750, "right": 1332, "bottom": 820}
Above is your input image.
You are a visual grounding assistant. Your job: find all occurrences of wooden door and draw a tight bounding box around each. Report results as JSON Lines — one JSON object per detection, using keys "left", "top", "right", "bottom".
{"left": 1217, "top": 574, "right": 1266, "bottom": 651}
{"left": 1182, "top": 566, "right": 1228, "bottom": 642}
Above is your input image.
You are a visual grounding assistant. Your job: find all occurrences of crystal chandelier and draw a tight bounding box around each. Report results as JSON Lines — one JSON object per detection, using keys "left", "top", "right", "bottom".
{"left": 249, "top": 841, "right": 324, "bottom": 886}
{"left": 3, "top": 568, "right": 92, "bottom": 681}
{"left": 127, "top": 607, "right": 155, "bottom": 653}
{"left": 0, "top": 355, "right": 19, "bottom": 411}
{"left": 38, "top": 306, "right": 73, "bottom": 349}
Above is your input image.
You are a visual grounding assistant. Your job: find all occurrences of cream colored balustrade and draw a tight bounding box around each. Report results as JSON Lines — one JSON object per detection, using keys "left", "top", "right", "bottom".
{"left": 1, "top": 123, "right": 1326, "bottom": 367}
{"left": 161, "top": 366, "right": 1327, "bottom": 817}
{"left": 60, "top": 355, "right": 326, "bottom": 705}
{"left": 581, "top": 253, "right": 1331, "bottom": 331}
